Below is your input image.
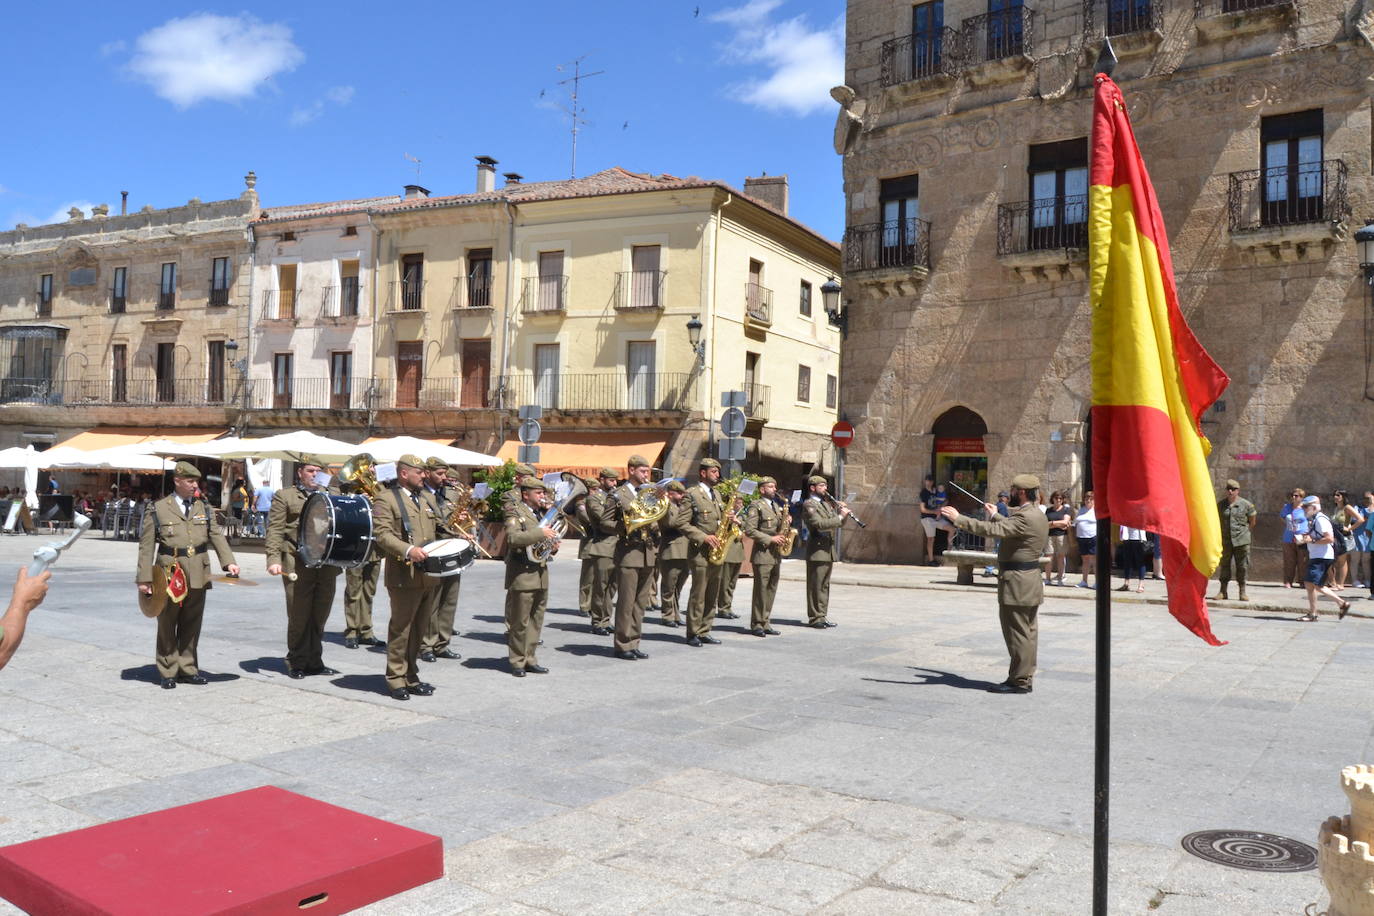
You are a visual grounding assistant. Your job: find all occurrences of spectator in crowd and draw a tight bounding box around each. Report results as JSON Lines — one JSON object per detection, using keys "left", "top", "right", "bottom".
{"left": 0, "top": 568, "right": 52, "bottom": 672}
{"left": 73, "top": 490, "right": 92, "bottom": 517}
{"left": 231, "top": 478, "right": 250, "bottom": 525}
{"left": 1147, "top": 531, "right": 1164, "bottom": 581}
{"left": 1360, "top": 491, "right": 1374, "bottom": 595}
{"left": 1295, "top": 495, "right": 1352, "bottom": 621}
{"left": 1117, "top": 525, "right": 1147, "bottom": 593}
{"left": 1279, "top": 488, "right": 1308, "bottom": 588}
{"left": 1075, "top": 492, "right": 1097, "bottom": 589}
{"left": 250, "top": 480, "right": 275, "bottom": 538}
{"left": 918, "top": 474, "right": 940, "bottom": 567}
{"left": 1330, "top": 490, "right": 1363, "bottom": 590}
{"left": 1044, "top": 491, "right": 1072, "bottom": 586}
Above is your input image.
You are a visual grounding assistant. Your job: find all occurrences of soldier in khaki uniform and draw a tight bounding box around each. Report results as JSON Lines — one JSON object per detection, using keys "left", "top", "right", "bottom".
{"left": 501, "top": 463, "right": 537, "bottom": 520}
{"left": 136, "top": 461, "right": 239, "bottom": 689}
{"left": 420, "top": 457, "right": 463, "bottom": 662}
{"left": 743, "top": 477, "right": 789, "bottom": 636}
{"left": 371, "top": 455, "right": 441, "bottom": 701}
{"left": 683, "top": 458, "right": 725, "bottom": 646}
{"left": 942, "top": 473, "right": 1050, "bottom": 694}
{"left": 1214, "top": 478, "right": 1257, "bottom": 601}
{"left": 575, "top": 476, "right": 598, "bottom": 616}
{"left": 714, "top": 495, "right": 745, "bottom": 620}
{"left": 802, "top": 475, "right": 850, "bottom": 628}
{"left": 503, "top": 480, "right": 558, "bottom": 676}
{"left": 581, "top": 469, "right": 620, "bottom": 635}
{"left": 340, "top": 469, "right": 382, "bottom": 650}
{"left": 265, "top": 455, "right": 341, "bottom": 679}
{"left": 600, "top": 454, "right": 658, "bottom": 660}
{"left": 656, "top": 481, "right": 691, "bottom": 627}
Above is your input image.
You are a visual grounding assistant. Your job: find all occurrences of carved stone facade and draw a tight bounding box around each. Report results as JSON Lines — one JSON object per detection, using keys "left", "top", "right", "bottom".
{"left": 838, "top": 0, "right": 1373, "bottom": 574}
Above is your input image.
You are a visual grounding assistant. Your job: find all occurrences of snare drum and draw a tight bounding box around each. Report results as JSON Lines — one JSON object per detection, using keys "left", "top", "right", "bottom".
{"left": 299, "top": 493, "right": 374, "bottom": 569}
{"left": 418, "top": 538, "right": 476, "bottom": 577}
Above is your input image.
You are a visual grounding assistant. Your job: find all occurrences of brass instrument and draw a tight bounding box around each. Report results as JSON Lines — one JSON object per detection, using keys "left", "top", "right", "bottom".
{"left": 780, "top": 527, "right": 799, "bottom": 554}
{"left": 529, "top": 472, "right": 589, "bottom": 563}
{"left": 708, "top": 478, "right": 744, "bottom": 566}
{"left": 445, "top": 481, "right": 493, "bottom": 559}
{"left": 339, "top": 453, "right": 380, "bottom": 499}
{"left": 624, "top": 480, "right": 672, "bottom": 535}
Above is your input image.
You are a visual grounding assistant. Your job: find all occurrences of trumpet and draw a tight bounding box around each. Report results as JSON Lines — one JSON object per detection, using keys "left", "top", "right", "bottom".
{"left": 824, "top": 493, "right": 867, "bottom": 528}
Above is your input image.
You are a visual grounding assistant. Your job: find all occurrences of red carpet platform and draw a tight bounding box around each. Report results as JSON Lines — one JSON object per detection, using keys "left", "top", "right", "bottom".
{"left": 0, "top": 785, "right": 443, "bottom": 915}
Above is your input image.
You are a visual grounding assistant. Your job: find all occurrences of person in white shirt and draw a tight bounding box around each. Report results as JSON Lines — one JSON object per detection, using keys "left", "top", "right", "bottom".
{"left": 1295, "top": 495, "right": 1352, "bottom": 621}
{"left": 1117, "top": 525, "right": 1146, "bottom": 593}
{"left": 1074, "top": 492, "right": 1097, "bottom": 589}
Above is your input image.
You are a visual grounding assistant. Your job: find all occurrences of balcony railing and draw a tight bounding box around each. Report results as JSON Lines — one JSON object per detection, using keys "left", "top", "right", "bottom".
{"left": 616, "top": 270, "right": 666, "bottom": 310}
{"left": 208, "top": 285, "right": 230, "bottom": 307}
{"left": 322, "top": 282, "right": 362, "bottom": 318}
{"left": 997, "top": 195, "right": 1089, "bottom": 255}
{"left": 1100, "top": 0, "right": 1163, "bottom": 34}
{"left": 743, "top": 382, "right": 771, "bottom": 423}
{"left": 458, "top": 274, "right": 493, "bottom": 309}
{"left": 1196, "top": 0, "right": 1292, "bottom": 13}
{"left": 1227, "top": 159, "right": 1348, "bottom": 233}
{"left": 0, "top": 377, "right": 60, "bottom": 404}
{"left": 879, "top": 30, "right": 963, "bottom": 86}
{"left": 843, "top": 218, "right": 933, "bottom": 272}
{"left": 960, "top": 7, "right": 1034, "bottom": 64}
{"left": 109, "top": 289, "right": 126, "bottom": 314}
{"left": 37, "top": 295, "right": 52, "bottom": 318}
{"left": 157, "top": 290, "right": 176, "bottom": 310}
{"left": 745, "top": 282, "right": 773, "bottom": 326}
{"left": 260, "top": 289, "right": 299, "bottom": 321}
{"left": 495, "top": 372, "right": 692, "bottom": 412}
{"left": 521, "top": 275, "right": 568, "bottom": 313}
{"left": 390, "top": 280, "right": 425, "bottom": 311}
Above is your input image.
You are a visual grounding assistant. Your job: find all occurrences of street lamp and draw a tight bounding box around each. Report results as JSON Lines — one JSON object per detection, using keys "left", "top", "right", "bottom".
{"left": 1357, "top": 220, "right": 1374, "bottom": 401}
{"left": 1357, "top": 219, "right": 1374, "bottom": 282}
{"left": 821, "top": 276, "right": 845, "bottom": 336}
{"left": 686, "top": 314, "right": 705, "bottom": 366}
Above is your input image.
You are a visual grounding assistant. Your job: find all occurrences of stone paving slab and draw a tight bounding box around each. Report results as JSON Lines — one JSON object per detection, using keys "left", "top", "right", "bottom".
{"left": 0, "top": 535, "right": 1357, "bottom": 913}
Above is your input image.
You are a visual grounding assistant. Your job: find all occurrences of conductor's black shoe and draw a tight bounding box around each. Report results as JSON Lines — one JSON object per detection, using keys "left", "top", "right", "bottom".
{"left": 419, "top": 651, "right": 436, "bottom": 663}
{"left": 364, "top": 636, "right": 385, "bottom": 647}
{"left": 662, "top": 618, "right": 680, "bottom": 627}
{"left": 390, "top": 688, "right": 409, "bottom": 701}
{"left": 410, "top": 683, "right": 435, "bottom": 696}
{"left": 763, "top": 627, "right": 780, "bottom": 635}
{"left": 307, "top": 666, "right": 339, "bottom": 676}
{"left": 752, "top": 628, "right": 767, "bottom": 637}
{"left": 810, "top": 620, "right": 837, "bottom": 629}
{"left": 986, "top": 683, "right": 1032, "bottom": 694}
{"left": 435, "top": 648, "right": 461, "bottom": 659}
{"left": 686, "top": 637, "right": 703, "bottom": 647}
{"left": 160, "top": 677, "right": 177, "bottom": 689}
{"left": 512, "top": 668, "right": 526, "bottom": 678}
{"left": 525, "top": 664, "right": 549, "bottom": 674}
{"left": 344, "top": 637, "right": 359, "bottom": 649}
{"left": 701, "top": 635, "right": 721, "bottom": 644}
{"left": 591, "top": 625, "right": 610, "bottom": 635}
{"left": 287, "top": 668, "right": 307, "bottom": 679}
{"left": 630, "top": 649, "right": 649, "bottom": 659}
{"left": 178, "top": 674, "right": 207, "bottom": 685}
{"left": 614, "top": 650, "right": 639, "bottom": 660}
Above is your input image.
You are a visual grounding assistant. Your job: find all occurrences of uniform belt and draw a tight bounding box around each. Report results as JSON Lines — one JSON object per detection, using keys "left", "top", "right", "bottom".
{"left": 158, "top": 545, "right": 205, "bottom": 558}
{"left": 999, "top": 561, "right": 1040, "bottom": 571}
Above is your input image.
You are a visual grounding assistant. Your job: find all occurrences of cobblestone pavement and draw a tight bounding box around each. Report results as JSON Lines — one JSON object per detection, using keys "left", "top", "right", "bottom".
{"left": 0, "top": 535, "right": 1361, "bottom": 914}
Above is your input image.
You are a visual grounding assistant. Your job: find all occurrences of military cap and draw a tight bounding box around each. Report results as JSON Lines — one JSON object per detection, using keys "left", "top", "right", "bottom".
{"left": 758, "top": 476, "right": 776, "bottom": 487}
{"left": 397, "top": 454, "right": 425, "bottom": 470}
{"left": 699, "top": 457, "right": 721, "bottom": 470}
{"left": 665, "top": 480, "right": 686, "bottom": 493}
{"left": 1010, "top": 473, "right": 1041, "bottom": 490}
{"left": 448, "top": 464, "right": 465, "bottom": 475}
{"left": 513, "top": 462, "right": 536, "bottom": 476}
{"left": 1225, "top": 478, "right": 1240, "bottom": 489}
{"left": 425, "top": 456, "right": 449, "bottom": 471}
{"left": 583, "top": 476, "right": 600, "bottom": 488}
{"left": 627, "top": 454, "right": 650, "bottom": 468}
{"left": 519, "top": 480, "right": 548, "bottom": 492}
{"left": 297, "top": 454, "right": 329, "bottom": 470}
{"left": 598, "top": 466, "right": 620, "bottom": 478}
{"left": 172, "top": 460, "right": 202, "bottom": 479}
{"left": 807, "top": 475, "right": 827, "bottom": 486}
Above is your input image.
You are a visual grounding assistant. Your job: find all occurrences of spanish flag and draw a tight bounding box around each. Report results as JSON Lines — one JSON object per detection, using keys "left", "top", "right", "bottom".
{"left": 1089, "top": 73, "right": 1229, "bottom": 646}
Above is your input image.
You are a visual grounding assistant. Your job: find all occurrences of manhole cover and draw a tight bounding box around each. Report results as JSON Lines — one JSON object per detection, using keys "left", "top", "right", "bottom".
{"left": 1180, "top": 830, "right": 1317, "bottom": 872}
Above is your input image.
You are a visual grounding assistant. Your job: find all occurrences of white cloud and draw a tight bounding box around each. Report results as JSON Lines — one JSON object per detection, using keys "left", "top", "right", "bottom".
{"left": 711, "top": 1, "right": 843, "bottom": 116}
{"left": 46, "top": 201, "right": 96, "bottom": 225}
{"left": 290, "top": 84, "right": 355, "bottom": 127}
{"left": 324, "top": 85, "right": 355, "bottom": 105}
{"left": 128, "top": 13, "right": 304, "bottom": 108}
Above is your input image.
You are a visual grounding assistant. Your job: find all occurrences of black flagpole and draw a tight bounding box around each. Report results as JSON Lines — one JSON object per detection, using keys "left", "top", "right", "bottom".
{"left": 1091, "top": 39, "right": 1118, "bottom": 916}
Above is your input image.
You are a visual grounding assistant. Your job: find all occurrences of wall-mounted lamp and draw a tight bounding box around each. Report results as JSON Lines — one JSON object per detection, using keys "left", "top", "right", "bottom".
{"left": 821, "top": 276, "right": 845, "bottom": 336}
{"left": 686, "top": 314, "right": 705, "bottom": 366}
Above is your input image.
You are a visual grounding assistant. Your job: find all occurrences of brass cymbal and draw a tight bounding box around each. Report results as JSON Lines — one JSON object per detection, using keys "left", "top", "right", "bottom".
{"left": 214, "top": 575, "right": 259, "bottom": 586}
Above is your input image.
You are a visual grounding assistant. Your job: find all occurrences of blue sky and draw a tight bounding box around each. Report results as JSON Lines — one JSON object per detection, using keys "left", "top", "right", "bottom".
{"left": 0, "top": 1, "right": 846, "bottom": 240}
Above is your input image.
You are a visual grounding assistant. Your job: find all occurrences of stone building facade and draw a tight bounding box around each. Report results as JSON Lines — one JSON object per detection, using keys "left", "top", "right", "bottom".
{"left": 836, "top": 0, "right": 1374, "bottom": 573}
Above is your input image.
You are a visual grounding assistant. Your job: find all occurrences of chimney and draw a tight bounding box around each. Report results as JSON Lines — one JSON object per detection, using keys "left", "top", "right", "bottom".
{"left": 120, "top": 191, "right": 128, "bottom": 215}
{"left": 743, "top": 175, "right": 789, "bottom": 216}
{"left": 403, "top": 184, "right": 430, "bottom": 200}
{"left": 502, "top": 172, "right": 523, "bottom": 187}
{"left": 475, "top": 155, "right": 498, "bottom": 193}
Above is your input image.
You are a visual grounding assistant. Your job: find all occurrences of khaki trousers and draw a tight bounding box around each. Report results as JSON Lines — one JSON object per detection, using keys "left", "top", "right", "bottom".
{"left": 156, "top": 587, "right": 207, "bottom": 678}
{"left": 421, "top": 574, "right": 461, "bottom": 653}
{"left": 687, "top": 557, "right": 723, "bottom": 638}
{"left": 614, "top": 566, "right": 653, "bottom": 652}
{"left": 750, "top": 562, "right": 779, "bottom": 630}
{"left": 385, "top": 586, "right": 435, "bottom": 690}
{"left": 805, "top": 561, "right": 832, "bottom": 624}
{"left": 715, "top": 561, "right": 742, "bottom": 615}
{"left": 283, "top": 564, "right": 339, "bottom": 671}
{"left": 344, "top": 558, "right": 380, "bottom": 639}
{"left": 505, "top": 587, "right": 547, "bottom": 669}
{"left": 999, "top": 603, "right": 1039, "bottom": 688}
{"left": 586, "top": 556, "right": 615, "bottom": 628}
{"left": 579, "top": 557, "right": 595, "bottom": 614}
{"left": 659, "top": 559, "right": 690, "bottom": 623}
{"left": 1218, "top": 542, "right": 1250, "bottom": 585}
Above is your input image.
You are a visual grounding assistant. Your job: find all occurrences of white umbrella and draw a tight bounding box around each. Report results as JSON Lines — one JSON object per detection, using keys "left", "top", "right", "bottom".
{"left": 143, "top": 436, "right": 247, "bottom": 459}
{"left": 362, "top": 435, "right": 501, "bottom": 467}
{"left": 204, "top": 431, "right": 363, "bottom": 463}
{"left": 40, "top": 446, "right": 169, "bottom": 472}
{"left": 0, "top": 446, "right": 38, "bottom": 469}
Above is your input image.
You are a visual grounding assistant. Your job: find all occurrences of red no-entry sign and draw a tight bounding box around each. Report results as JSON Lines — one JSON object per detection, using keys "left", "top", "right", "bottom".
{"left": 831, "top": 421, "right": 854, "bottom": 449}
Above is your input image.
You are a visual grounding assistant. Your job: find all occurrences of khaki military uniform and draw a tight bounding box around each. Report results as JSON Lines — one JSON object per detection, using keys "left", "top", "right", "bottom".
{"left": 952, "top": 504, "right": 1050, "bottom": 688}
{"left": 265, "top": 485, "right": 342, "bottom": 673}
{"left": 599, "top": 483, "right": 659, "bottom": 653}
{"left": 1217, "top": 496, "right": 1256, "bottom": 590}
{"left": 743, "top": 498, "right": 789, "bottom": 630}
{"left": 802, "top": 497, "right": 845, "bottom": 624}
{"left": 683, "top": 483, "right": 724, "bottom": 639}
{"left": 657, "top": 499, "right": 693, "bottom": 624}
{"left": 503, "top": 500, "right": 550, "bottom": 670}
{"left": 421, "top": 482, "right": 463, "bottom": 655}
{"left": 372, "top": 483, "right": 441, "bottom": 691}
{"left": 136, "top": 494, "right": 236, "bottom": 679}
{"left": 579, "top": 489, "right": 617, "bottom": 628}
{"left": 344, "top": 553, "right": 381, "bottom": 642}
{"left": 714, "top": 527, "right": 745, "bottom": 618}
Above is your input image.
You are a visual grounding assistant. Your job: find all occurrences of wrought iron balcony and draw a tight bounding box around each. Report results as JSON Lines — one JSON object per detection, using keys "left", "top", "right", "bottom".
{"left": 260, "top": 289, "right": 300, "bottom": 321}
{"left": 960, "top": 7, "right": 1034, "bottom": 64}
{"left": 616, "top": 270, "right": 666, "bottom": 310}
{"left": 109, "top": 290, "right": 126, "bottom": 314}
{"left": 745, "top": 282, "right": 773, "bottom": 326}
{"left": 1227, "top": 160, "right": 1348, "bottom": 233}
{"left": 843, "top": 218, "right": 932, "bottom": 272}
{"left": 743, "top": 382, "right": 770, "bottom": 423}
{"left": 1196, "top": 0, "right": 1293, "bottom": 13}
{"left": 208, "top": 285, "right": 230, "bottom": 307}
{"left": 879, "top": 30, "right": 963, "bottom": 86}
{"left": 36, "top": 294, "right": 52, "bottom": 318}
{"left": 521, "top": 275, "right": 568, "bottom": 314}
{"left": 461, "top": 274, "right": 493, "bottom": 309}
{"left": 157, "top": 290, "right": 176, "bottom": 310}
{"left": 390, "top": 279, "right": 425, "bottom": 311}
{"left": 997, "top": 195, "right": 1089, "bottom": 255}
{"left": 321, "top": 281, "right": 362, "bottom": 318}
{"left": 494, "top": 372, "right": 692, "bottom": 412}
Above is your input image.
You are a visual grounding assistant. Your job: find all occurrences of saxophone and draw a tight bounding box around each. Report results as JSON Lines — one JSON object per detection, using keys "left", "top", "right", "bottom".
{"left": 707, "top": 478, "right": 743, "bottom": 566}
{"left": 445, "top": 482, "right": 492, "bottom": 559}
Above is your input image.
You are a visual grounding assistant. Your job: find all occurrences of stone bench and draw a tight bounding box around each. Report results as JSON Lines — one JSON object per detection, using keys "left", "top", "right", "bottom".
{"left": 942, "top": 550, "right": 1050, "bottom": 585}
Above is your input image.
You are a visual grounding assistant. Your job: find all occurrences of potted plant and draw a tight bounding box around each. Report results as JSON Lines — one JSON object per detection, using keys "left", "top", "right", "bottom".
{"left": 474, "top": 460, "right": 518, "bottom": 558}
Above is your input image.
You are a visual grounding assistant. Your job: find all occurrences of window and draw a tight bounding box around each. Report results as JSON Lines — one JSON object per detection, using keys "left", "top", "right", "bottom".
{"left": 37, "top": 274, "right": 53, "bottom": 317}
{"left": 396, "top": 341, "right": 423, "bottom": 408}
{"left": 156, "top": 342, "right": 175, "bottom": 402}
{"left": 629, "top": 245, "right": 661, "bottom": 308}
{"left": 534, "top": 343, "right": 560, "bottom": 408}
{"left": 330, "top": 351, "right": 352, "bottom": 409}
{"left": 1107, "top": 0, "right": 1153, "bottom": 34}
{"left": 276, "top": 264, "right": 297, "bottom": 320}
{"left": 159, "top": 262, "right": 176, "bottom": 310}
{"left": 986, "top": 0, "right": 1025, "bottom": 59}
{"left": 880, "top": 175, "right": 921, "bottom": 266}
{"left": 342, "top": 225, "right": 357, "bottom": 237}
{"left": 797, "top": 364, "right": 812, "bottom": 403}
{"left": 111, "top": 267, "right": 127, "bottom": 313}
{"left": 111, "top": 344, "right": 127, "bottom": 403}
{"left": 210, "top": 257, "right": 230, "bottom": 306}
{"left": 1028, "top": 139, "right": 1088, "bottom": 249}
{"left": 1261, "top": 109, "right": 1324, "bottom": 226}
{"left": 626, "top": 341, "right": 656, "bottom": 409}
{"left": 912, "top": 1, "right": 944, "bottom": 78}
{"left": 273, "top": 352, "right": 293, "bottom": 408}
{"left": 339, "top": 259, "right": 360, "bottom": 316}
{"left": 826, "top": 373, "right": 838, "bottom": 409}
{"left": 282, "top": 231, "right": 297, "bottom": 242}
{"left": 746, "top": 259, "right": 770, "bottom": 323}
{"left": 467, "top": 248, "right": 492, "bottom": 308}
{"left": 207, "top": 340, "right": 226, "bottom": 403}
{"left": 401, "top": 253, "right": 424, "bottom": 309}
{"left": 537, "top": 250, "right": 565, "bottom": 311}
{"left": 460, "top": 339, "right": 491, "bottom": 408}
{"left": 799, "top": 280, "right": 813, "bottom": 317}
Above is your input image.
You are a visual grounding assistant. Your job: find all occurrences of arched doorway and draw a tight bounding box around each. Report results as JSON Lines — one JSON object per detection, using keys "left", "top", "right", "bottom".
{"left": 931, "top": 406, "right": 989, "bottom": 501}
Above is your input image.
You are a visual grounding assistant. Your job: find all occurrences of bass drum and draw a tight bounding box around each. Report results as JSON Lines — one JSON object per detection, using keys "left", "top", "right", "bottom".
{"left": 299, "top": 492, "right": 374, "bottom": 569}
{"left": 418, "top": 538, "right": 476, "bottom": 577}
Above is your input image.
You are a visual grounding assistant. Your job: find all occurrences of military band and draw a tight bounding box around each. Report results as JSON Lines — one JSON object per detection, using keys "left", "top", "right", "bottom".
{"left": 713, "top": 495, "right": 745, "bottom": 621}
{"left": 579, "top": 468, "right": 619, "bottom": 635}
{"left": 372, "top": 454, "right": 442, "bottom": 700}
{"left": 657, "top": 480, "right": 691, "bottom": 628}
{"left": 742, "top": 476, "right": 788, "bottom": 636}
{"left": 265, "top": 454, "right": 341, "bottom": 678}
{"left": 341, "top": 468, "right": 383, "bottom": 649}
{"left": 503, "top": 480, "right": 555, "bottom": 676}
{"left": 802, "top": 475, "right": 850, "bottom": 628}
{"left": 419, "top": 458, "right": 463, "bottom": 663}
{"left": 602, "top": 454, "right": 657, "bottom": 660}
{"left": 683, "top": 458, "right": 725, "bottom": 646}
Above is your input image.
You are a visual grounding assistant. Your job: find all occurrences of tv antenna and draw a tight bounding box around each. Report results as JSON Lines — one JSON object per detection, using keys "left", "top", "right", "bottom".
{"left": 555, "top": 55, "right": 604, "bottom": 178}
{"left": 403, "top": 153, "right": 422, "bottom": 179}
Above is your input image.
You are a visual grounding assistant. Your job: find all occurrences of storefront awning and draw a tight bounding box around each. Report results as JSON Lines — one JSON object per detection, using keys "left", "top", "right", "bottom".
{"left": 53, "top": 427, "right": 229, "bottom": 451}
{"left": 496, "top": 432, "right": 671, "bottom": 479}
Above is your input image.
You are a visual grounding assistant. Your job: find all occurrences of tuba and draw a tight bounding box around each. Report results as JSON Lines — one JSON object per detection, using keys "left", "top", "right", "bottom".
{"left": 624, "top": 480, "right": 672, "bottom": 535}
{"left": 528, "top": 472, "right": 589, "bottom": 563}
{"left": 339, "top": 453, "right": 380, "bottom": 499}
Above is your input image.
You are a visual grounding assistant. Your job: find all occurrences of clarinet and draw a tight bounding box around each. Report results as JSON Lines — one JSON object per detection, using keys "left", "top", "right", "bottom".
{"left": 824, "top": 493, "right": 867, "bottom": 528}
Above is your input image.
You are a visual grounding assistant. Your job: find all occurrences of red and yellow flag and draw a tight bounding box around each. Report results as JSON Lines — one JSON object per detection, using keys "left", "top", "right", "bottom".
{"left": 1089, "top": 74, "right": 1229, "bottom": 646}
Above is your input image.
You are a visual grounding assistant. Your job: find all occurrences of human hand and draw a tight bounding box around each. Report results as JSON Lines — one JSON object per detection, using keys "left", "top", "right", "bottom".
{"left": 407, "top": 546, "right": 428, "bottom": 562}
{"left": 770, "top": 534, "right": 788, "bottom": 546}
{"left": 14, "top": 567, "right": 49, "bottom": 612}
{"left": 939, "top": 505, "right": 960, "bottom": 522}
{"left": 540, "top": 526, "right": 558, "bottom": 540}
{"left": 705, "top": 535, "right": 721, "bottom": 550}
{"left": 226, "top": 564, "right": 240, "bottom": 577}
{"left": 267, "top": 564, "right": 283, "bottom": 576}
{"left": 138, "top": 583, "right": 153, "bottom": 596}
